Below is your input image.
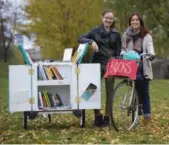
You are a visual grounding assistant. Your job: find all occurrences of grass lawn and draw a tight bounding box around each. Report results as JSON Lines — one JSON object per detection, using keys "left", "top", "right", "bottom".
{"left": 0, "top": 60, "right": 169, "bottom": 144}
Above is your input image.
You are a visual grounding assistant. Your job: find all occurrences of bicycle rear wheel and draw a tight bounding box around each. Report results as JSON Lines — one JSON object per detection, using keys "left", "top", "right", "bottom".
{"left": 111, "top": 79, "right": 139, "bottom": 131}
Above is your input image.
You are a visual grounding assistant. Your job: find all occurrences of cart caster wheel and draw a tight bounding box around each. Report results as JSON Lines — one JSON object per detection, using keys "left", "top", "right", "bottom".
{"left": 80, "top": 110, "right": 85, "bottom": 128}
{"left": 23, "top": 111, "right": 28, "bottom": 129}
{"left": 48, "top": 114, "right": 51, "bottom": 123}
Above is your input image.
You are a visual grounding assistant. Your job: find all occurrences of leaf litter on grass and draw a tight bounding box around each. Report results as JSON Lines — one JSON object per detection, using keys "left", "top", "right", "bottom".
{"left": 0, "top": 79, "right": 169, "bottom": 143}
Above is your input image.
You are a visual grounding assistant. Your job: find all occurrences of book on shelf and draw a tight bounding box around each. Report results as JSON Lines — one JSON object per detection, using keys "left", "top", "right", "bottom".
{"left": 38, "top": 92, "right": 44, "bottom": 108}
{"left": 38, "top": 65, "right": 47, "bottom": 80}
{"left": 44, "top": 67, "right": 53, "bottom": 80}
{"left": 43, "top": 67, "right": 49, "bottom": 80}
{"left": 51, "top": 66, "right": 63, "bottom": 80}
{"left": 53, "top": 92, "right": 63, "bottom": 106}
{"left": 38, "top": 91, "right": 64, "bottom": 109}
{"left": 38, "top": 66, "right": 43, "bottom": 80}
{"left": 41, "top": 92, "right": 47, "bottom": 107}
{"left": 47, "top": 92, "right": 55, "bottom": 107}
{"left": 37, "top": 65, "right": 63, "bottom": 80}
{"left": 50, "top": 67, "right": 57, "bottom": 80}
{"left": 72, "top": 43, "right": 89, "bottom": 64}
{"left": 43, "top": 91, "right": 51, "bottom": 107}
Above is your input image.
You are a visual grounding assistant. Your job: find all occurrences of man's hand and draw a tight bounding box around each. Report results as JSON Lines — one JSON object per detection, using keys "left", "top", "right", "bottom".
{"left": 91, "top": 41, "right": 99, "bottom": 52}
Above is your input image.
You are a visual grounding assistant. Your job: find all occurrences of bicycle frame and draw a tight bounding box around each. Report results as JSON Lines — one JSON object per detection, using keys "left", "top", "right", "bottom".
{"left": 120, "top": 79, "right": 135, "bottom": 109}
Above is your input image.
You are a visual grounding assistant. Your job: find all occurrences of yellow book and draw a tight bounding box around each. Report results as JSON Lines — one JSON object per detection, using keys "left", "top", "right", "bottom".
{"left": 44, "top": 67, "right": 53, "bottom": 80}
{"left": 71, "top": 50, "right": 78, "bottom": 63}
{"left": 48, "top": 67, "right": 54, "bottom": 80}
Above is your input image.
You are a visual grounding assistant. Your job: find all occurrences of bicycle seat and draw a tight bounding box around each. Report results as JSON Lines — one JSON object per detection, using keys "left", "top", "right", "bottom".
{"left": 123, "top": 50, "right": 140, "bottom": 60}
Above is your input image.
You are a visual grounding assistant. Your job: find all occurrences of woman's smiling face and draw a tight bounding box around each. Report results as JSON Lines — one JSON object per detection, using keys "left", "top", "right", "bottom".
{"left": 102, "top": 12, "right": 114, "bottom": 28}
{"left": 130, "top": 15, "right": 140, "bottom": 29}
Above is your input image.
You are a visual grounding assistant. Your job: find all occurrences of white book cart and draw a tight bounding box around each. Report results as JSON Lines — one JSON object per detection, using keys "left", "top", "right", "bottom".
{"left": 9, "top": 61, "right": 101, "bottom": 129}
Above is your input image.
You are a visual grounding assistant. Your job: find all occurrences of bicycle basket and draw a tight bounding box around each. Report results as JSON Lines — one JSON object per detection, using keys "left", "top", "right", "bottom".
{"left": 123, "top": 50, "right": 140, "bottom": 60}
{"left": 104, "top": 58, "right": 138, "bottom": 80}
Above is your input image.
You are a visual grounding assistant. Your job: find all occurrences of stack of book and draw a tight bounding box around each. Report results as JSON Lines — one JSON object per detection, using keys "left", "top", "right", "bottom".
{"left": 38, "top": 65, "right": 63, "bottom": 80}
{"left": 38, "top": 91, "right": 63, "bottom": 109}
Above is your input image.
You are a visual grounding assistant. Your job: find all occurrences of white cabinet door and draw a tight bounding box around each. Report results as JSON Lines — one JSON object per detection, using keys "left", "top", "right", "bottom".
{"left": 70, "top": 64, "right": 78, "bottom": 109}
{"left": 9, "top": 65, "right": 36, "bottom": 112}
{"left": 78, "top": 64, "right": 101, "bottom": 109}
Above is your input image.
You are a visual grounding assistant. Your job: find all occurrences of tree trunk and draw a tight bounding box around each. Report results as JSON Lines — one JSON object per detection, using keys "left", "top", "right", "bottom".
{"left": 4, "top": 48, "right": 7, "bottom": 62}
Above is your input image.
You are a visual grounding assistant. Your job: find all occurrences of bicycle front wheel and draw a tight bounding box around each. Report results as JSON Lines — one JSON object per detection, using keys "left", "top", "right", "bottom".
{"left": 111, "top": 79, "right": 139, "bottom": 131}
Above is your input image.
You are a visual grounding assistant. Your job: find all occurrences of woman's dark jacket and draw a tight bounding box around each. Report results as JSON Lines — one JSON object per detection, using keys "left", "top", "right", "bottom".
{"left": 78, "top": 24, "right": 121, "bottom": 65}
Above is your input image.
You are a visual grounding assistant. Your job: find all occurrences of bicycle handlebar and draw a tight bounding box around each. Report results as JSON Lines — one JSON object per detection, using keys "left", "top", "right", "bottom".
{"left": 140, "top": 53, "right": 155, "bottom": 60}
{"left": 109, "top": 53, "right": 155, "bottom": 61}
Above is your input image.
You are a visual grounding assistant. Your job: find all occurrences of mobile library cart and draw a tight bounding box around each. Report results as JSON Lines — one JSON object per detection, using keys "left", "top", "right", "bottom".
{"left": 9, "top": 44, "right": 101, "bottom": 129}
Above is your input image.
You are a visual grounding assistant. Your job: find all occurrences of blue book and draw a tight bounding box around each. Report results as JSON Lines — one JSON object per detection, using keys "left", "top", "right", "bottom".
{"left": 77, "top": 43, "right": 89, "bottom": 64}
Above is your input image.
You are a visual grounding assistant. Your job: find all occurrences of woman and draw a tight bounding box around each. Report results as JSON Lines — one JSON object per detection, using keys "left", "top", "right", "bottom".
{"left": 78, "top": 9, "right": 121, "bottom": 127}
{"left": 121, "top": 13, "right": 155, "bottom": 125}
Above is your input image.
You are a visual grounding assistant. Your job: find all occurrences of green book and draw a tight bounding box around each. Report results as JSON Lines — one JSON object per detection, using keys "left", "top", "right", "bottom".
{"left": 43, "top": 91, "right": 51, "bottom": 107}
{"left": 18, "top": 44, "right": 33, "bottom": 65}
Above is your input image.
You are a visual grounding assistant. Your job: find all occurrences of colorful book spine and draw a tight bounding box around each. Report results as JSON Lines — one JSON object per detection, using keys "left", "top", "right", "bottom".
{"left": 55, "top": 92, "right": 63, "bottom": 106}
{"left": 52, "top": 66, "right": 63, "bottom": 80}
{"left": 44, "top": 90, "right": 51, "bottom": 107}
{"left": 72, "top": 43, "right": 89, "bottom": 64}
{"left": 47, "top": 92, "right": 55, "bottom": 107}
{"left": 77, "top": 43, "right": 89, "bottom": 63}
{"left": 41, "top": 92, "right": 47, "bottom": 107}
{"left": 38, "top": 65, "right": 64, "bottom": 80}
{"left": 39, "top": 65, "right": 47, "bottom": 80}
{"left": 38, "top": 91, "right": 64, "bottom": 108}
{"left": 45, "top": 67, "right": 53, "bottom": 80}
{"left": 38, "top": 92, "right": 44, "bottom": 108}
{"left": 50, "top": 67, "right": 57, "bottom": 80}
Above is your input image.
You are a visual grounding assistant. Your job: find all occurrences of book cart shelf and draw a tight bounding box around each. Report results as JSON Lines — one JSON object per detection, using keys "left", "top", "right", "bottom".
{"left": 9, "top": 61, "right": 101, "bottom": 129}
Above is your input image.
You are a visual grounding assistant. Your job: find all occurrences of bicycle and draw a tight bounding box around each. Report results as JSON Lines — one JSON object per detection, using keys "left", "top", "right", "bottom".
{"left": 105, "top": 52, "right": 152, "bottom": 131}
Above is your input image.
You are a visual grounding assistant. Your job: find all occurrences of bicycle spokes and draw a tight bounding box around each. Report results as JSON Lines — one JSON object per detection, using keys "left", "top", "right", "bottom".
{"left": 111, "top": 80, "right": 139, "bottom": 131}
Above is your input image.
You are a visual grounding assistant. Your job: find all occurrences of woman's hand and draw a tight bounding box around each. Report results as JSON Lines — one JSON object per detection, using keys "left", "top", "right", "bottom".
{"left": 91, "top": 41, "right": 99, "bottom": 52}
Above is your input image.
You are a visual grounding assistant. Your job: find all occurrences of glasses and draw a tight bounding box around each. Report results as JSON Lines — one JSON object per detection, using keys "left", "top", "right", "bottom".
{"left": 104, "top": 17, "right": 113, "bottom": 20}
